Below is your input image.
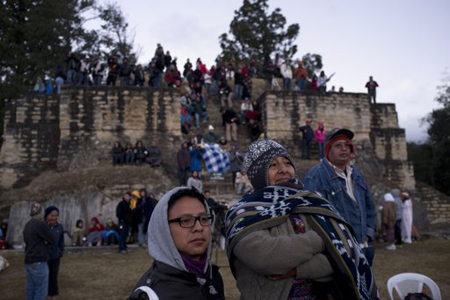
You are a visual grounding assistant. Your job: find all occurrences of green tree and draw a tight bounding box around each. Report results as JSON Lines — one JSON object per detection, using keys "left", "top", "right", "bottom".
{"left": 0, "top": 0, "right": 89, "bottom": 145}
{"left": 0, "top": 0, "right": 136, "bottom": 146}
{"left": 301, "top": 53, "right": 323, "bottom": 79}
{"left": 77, "top": 2, "right": 138, "bottom": 62}
{"left": 409, "top": 73, "right": 450, "bottom": 196}
{"left": 219, "top": 0, "right": 299, "bottom": 63}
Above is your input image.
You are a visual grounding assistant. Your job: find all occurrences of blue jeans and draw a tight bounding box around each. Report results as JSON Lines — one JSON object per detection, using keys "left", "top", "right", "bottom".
{"left": 125, "top": 153, "right": 135, "bottom": 164}
{"left": 156, "top": 73, "right": 162, "bottom": 87}
{"left": 195, "top": 112, "right": 208, "bottom": 127}
{"left": 205, "top": 83, "right": 211, "bottom": 95}
{"left": 120, "top": 77, "right": 129, "bottom": 86}
{"left": 301, "top": 139, "right": 311, "bottom": 159}
{"left": 283, "top": 78, "right": 292, "bottom": 91}
{"left": 55, "top": 77, "right": 64, "bottom": 95}
{"left": 297, "top": 79, "right": 307, "bottom": 91}
{"left": 213, "top": 80, "right": 219, "bottom": 94}
{"left": 179, "top": 168, "right": 188, "bottom": 185}
{"left": 67, "top": 70, "right": 76, "bottom": 84}
{"left": 137, "top": 222, "right": 145, "bottom": 246}
{"left": 235, "top": 84, "right": 242, "bottom": 100}
{"left": 94, "top": 75, "right": 103, "bottom": 86}
{"left": 26, "top": 262, "right": 49, "bottom": 300}
{"left": 118, "top": 222, "right": 130, "bottom": 252}
{"left": 317, "top": 142, "right": 324, "bottom": 159}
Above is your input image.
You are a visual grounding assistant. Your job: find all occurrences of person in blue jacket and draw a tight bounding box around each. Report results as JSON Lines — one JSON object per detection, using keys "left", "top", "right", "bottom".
{"left": 303, "top": 128, "right": 376, "bottom": 266}
{"left": 45, "top": 206, "right": 65, "bottom": 300}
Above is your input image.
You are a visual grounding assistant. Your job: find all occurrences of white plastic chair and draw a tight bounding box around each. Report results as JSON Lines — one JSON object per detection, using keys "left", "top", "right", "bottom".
{"left": 387, "top": 273, "right": 441, "bottom": 300}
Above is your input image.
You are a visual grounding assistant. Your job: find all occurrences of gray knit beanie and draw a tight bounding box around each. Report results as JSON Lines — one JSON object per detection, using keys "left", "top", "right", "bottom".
{"left": 243, "top": 139, "right": 296, "bottom": 190}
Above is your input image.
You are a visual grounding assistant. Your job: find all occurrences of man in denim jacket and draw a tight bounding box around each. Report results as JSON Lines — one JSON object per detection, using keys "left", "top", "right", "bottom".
{"left": 303, "top": 128, "right": 376, "bottom": 266}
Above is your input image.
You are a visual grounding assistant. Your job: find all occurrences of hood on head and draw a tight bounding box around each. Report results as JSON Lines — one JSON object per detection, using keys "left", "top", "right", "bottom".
{"left": 148, "top": 187, "right": 212, "bottom": 273}
{"left": 384, "top": 193, "right": 395, "bottom": 202}
{"left": 391, "top": 189, "right": 401, "bottom": 198}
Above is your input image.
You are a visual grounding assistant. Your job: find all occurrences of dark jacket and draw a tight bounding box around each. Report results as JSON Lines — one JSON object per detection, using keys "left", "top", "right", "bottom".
{"left": 119, "top": 62, "right": 133, "bottom": 77}
{"left": 177, "top": 148, "right": 191, "bottom": 170}
{"left": 48, "top": 223, "right": 64, "bottom": 261}
{"left": 222, "top": 108, "right": 238, "bottom": 126}
{"left": 128, "top": 260, "right": 224, "bottom": 300}
{"left": 143, "top": 196, "right": 156, "bottom": 234}
{"left": 132, "top": 198, "right": 145, "bottom": 225}
{"left": 23, "top": 218, "right": 56, "bottom": 264}
{"left": 116, "top": 200, "right": 133, "bottom": 225}
{"left": 66, "top": 54, "right": 80, "bottom": 71}
{"left": 299, "top": 124, "right": 314, "bottom": 141}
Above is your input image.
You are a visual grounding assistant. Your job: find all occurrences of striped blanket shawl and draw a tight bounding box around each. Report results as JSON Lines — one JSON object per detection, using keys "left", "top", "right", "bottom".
{"left": 225, "top": 184, "right": 379, "bottom": 300}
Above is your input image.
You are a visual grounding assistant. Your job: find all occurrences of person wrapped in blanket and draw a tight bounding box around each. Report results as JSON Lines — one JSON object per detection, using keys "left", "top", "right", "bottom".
{"left": 225, "top": 139, "right": 379, "bottom": 300}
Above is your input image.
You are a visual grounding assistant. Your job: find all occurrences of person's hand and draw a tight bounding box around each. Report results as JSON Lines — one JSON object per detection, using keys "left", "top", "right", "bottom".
{"left": 267, "top": 268, "right": 296, "bottom": 281}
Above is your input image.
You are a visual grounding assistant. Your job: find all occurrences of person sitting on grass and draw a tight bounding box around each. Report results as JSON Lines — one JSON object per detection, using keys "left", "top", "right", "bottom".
{"left": 103, "top": 218, "right": 120, "bottom": 245}
{"left": 85, "top": 217, "right": 105, "bottom": 246}
{"left": 128, "top": 187, "right": 225, "bottom": 300}
{"left": 71, "top": 219, "right": 85, "bottom": 246}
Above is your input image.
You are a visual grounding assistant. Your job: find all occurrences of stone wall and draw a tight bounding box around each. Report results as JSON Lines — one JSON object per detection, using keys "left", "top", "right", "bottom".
{"left": 0, "top": 94, "right": 60, "bottom": 188}
{"left": 261, "top": 91, "right": 415, "bottom": 190}
{"left": 0, "top": 86, "right": 182, "bottom": 189}
{"left": 417, "top": 182, "right": 450, "bottom": 224}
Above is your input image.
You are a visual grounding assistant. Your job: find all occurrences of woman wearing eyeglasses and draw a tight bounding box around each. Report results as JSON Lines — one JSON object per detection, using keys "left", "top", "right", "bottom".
{"left": 225, "top": 140, "right": 379, "bottom": 300}
{"left": 128, "top": 187, "right": 224, "bottom": 300}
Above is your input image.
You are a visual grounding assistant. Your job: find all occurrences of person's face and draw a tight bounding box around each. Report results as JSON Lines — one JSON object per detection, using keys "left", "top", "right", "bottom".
{"left": 46, "top": 210, "right": 59, "bottom": 226}
{"left": 267, "top": 156, "right": 295, "bottom": 186}
{"left": 328, "top": 139, "right": 352, "bottom": 168}
{"left": 204, "top": 192, "right": 210, "bottom": 199}
{"left": 124, "top": 194, "right": 131, "bottom": 202}
{"left": 192, "top": 171, "right": 198, "bottom": 178}
{"left": 168, "top": 196, "right": 211, "bottom": 260}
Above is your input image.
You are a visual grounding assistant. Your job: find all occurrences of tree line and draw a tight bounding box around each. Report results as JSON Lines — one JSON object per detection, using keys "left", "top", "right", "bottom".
{"left": 407, "top": 74, "right": 450, "bottom": 196}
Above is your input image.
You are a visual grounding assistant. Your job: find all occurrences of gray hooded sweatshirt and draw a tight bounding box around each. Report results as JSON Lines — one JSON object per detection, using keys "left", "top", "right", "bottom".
{"left": 128, "top": 187, "right": 224, "bottom": 300}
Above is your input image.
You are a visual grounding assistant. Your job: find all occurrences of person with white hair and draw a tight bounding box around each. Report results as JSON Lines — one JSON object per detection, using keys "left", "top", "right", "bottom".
{"left": 382, "top": 193, "right": 397, "bottom": 250}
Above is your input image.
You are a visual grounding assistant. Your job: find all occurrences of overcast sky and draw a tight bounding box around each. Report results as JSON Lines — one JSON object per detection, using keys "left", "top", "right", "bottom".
{"left": 110, "top": 0, "right": 450, "bottom": 142}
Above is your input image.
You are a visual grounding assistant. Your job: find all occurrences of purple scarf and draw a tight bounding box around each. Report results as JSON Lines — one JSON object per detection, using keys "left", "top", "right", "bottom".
{"left": 181, "top": 252, "right": 207, "bottom": 279}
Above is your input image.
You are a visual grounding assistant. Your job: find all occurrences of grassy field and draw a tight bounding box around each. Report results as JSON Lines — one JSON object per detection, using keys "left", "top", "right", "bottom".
{"left": 1, "top": 240, "right": 449, "bottom": 299}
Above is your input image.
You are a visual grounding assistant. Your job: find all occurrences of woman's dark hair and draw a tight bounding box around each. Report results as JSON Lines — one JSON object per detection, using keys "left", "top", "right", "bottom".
{"left": 135, "top": 140, "right": 143, "bottom": 147}
{"left": 168, "top": 188, "right": 206, "bottom": 212}
{"left": 139, "top": 189, "right": 147, "bottom": 197}
{"left": 76, "top": 219, "right": 83, "bottom": 228}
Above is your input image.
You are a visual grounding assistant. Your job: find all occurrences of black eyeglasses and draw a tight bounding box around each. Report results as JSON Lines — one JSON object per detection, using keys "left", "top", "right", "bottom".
{"left": 168, "top": 215, "right": 213, "bottom": 228}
